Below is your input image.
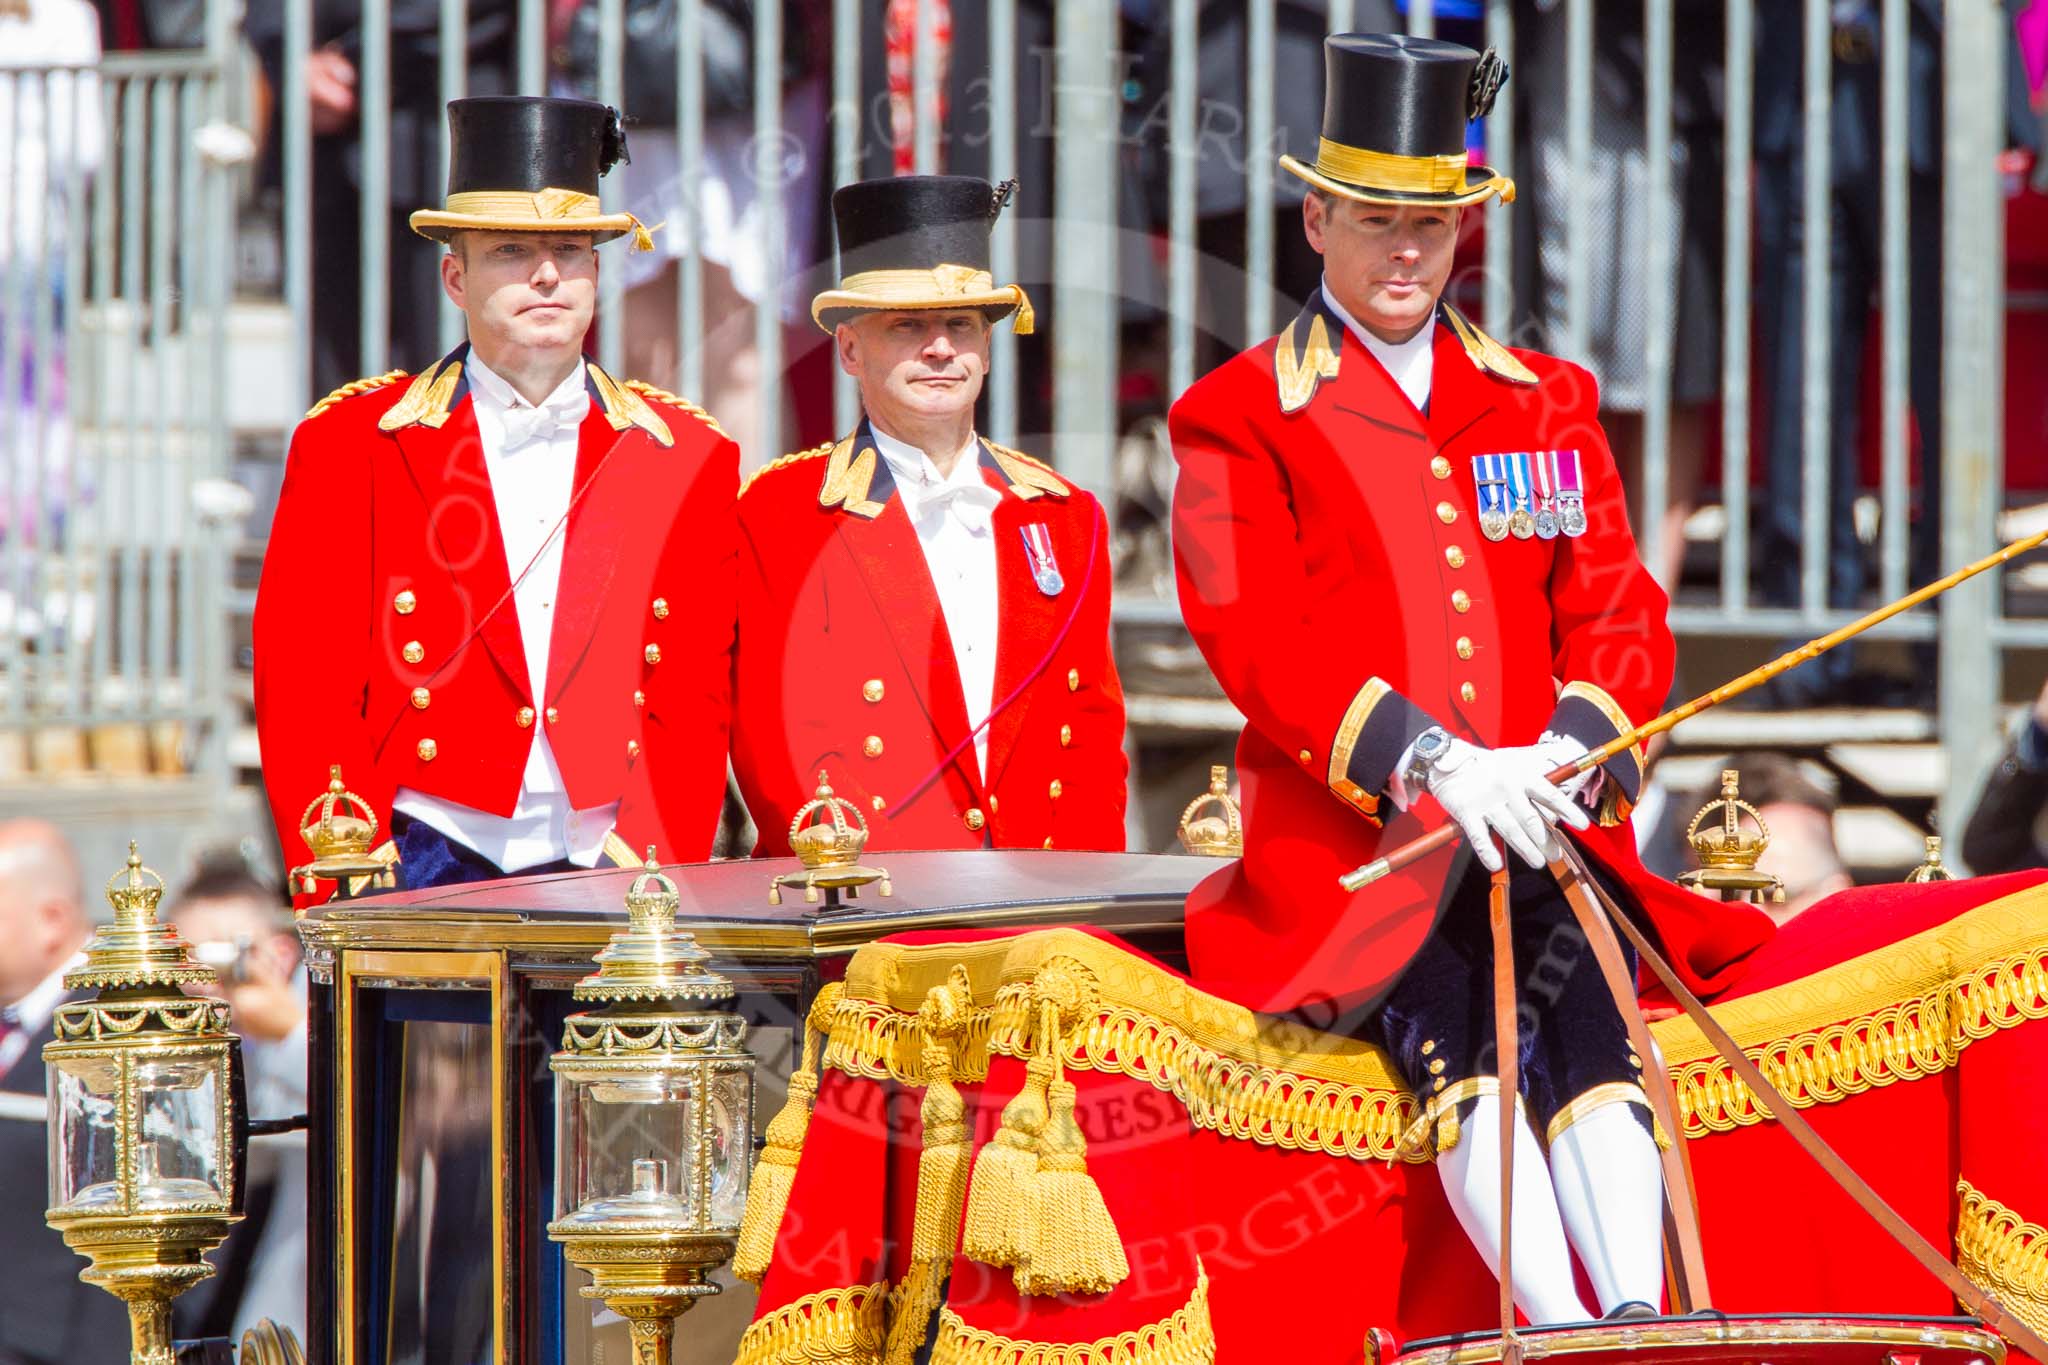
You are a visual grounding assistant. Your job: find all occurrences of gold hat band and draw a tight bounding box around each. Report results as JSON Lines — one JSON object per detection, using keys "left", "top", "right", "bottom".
{"left": 1313, "top": 139, "right": 1475, "bottom": 195}
{"left": 430, "top": 187, "right": 655, "bottom": 250}
{"left": 816, "top": 263, "right": 1035, "bottom": 333}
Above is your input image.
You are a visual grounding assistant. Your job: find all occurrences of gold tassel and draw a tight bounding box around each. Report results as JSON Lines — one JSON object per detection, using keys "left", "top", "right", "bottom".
{"left": 960, "top": 1050, "right": 1054, "bottom": 1268}
{"left": 1010, "top": 286, "right": 1036, "bottom": 335}
{"left": 628, "top": 214, "right": 661, "bottom": 253}
{"left": 1013, "top": 1075, "right": 1130, "bottom": 1297}
{"left": 883, "top": 969, "right": 975, "bottom": 1365}
{"left": 734, "top": 983, "right": 842, "bottom": 1284}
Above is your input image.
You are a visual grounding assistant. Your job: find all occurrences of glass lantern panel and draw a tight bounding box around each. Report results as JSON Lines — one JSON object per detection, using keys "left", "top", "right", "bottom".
{"left": 707, "top": 1069, "right": 752, "bottom": 1229}
{"left": 48, "top": 1054, "right": 122, "bottom": 1211}
{"left": 132, "top": 1056, "right": 225, "bottom": 1206}
{"left": 556, "top": 1068, "right": 695, "bottom": 1227}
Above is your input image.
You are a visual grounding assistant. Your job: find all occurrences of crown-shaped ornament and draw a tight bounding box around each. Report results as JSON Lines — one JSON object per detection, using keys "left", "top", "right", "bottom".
{"left": 1906, "top": 834, "right": 1955, "bottom": 883}
{"left": 66, "top": 842, "right": 219, "bottom": 992}
{"left": 290, "top": 765, "right": 395, "bottom": 897}
{"left": 1678, "top": 769, "right": 1784, "bottom": 902}
{"left": 575, "top": 849, "right": 734, "bottom": 1004}
{"left": 769, "top": 771, "right": 892, "bottom": 907}
{"left": 1178, "top": 765, "right": 1244, "bottom": 858}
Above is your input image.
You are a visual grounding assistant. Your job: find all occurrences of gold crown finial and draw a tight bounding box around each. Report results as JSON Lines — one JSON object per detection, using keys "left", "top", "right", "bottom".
{"left": 769, "top": 770, "right": 892, "bottom": 906}
{"left": 1678, "top": 769, "right": 1784, "bottom": 903}
{"left": 1906, "top": 834, "right": 1954, "bottom": 883}
{"left": 67, "top": 843, "right": 216, "bottom": 993}
{"left": 1179, "top": 765, "right": 1245, "bottom": 858}
{"left": 105, "top": 840, "right": 166, "bottom": 920}
{"left": 290, "top": 765, "right": 395, "bottom": 897}
{"left": 575, "top": 845, "right": 727, "bottom": 1004}
{"left": 624, "top": 847, "right": 681, "bottom": 929}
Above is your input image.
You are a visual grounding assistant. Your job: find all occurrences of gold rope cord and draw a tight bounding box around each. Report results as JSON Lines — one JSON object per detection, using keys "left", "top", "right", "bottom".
{"left": 931, "top": 1262, "right": 1214, "bottom": 1365}
{"left": 1956, "top": 1180, "right": 2048, "bottom": 1339}
{"left": 732, "top": 1281, "right": 890, "bottom": 1365}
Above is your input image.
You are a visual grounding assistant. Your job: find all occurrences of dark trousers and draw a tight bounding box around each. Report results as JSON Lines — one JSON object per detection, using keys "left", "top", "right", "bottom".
{"left": 1360, "top": 859, "right": 1645, "bottom": 1138}
{"left": 385, "top": 813, "right": 581, "bottom": 892}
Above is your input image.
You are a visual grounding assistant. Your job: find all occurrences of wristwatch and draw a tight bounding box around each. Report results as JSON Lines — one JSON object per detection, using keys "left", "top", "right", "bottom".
{"left": 1403, "top": 726, "right": 1453, "bottom": 792}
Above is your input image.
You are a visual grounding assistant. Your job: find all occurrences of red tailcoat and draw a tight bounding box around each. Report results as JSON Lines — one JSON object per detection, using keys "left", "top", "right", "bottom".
{"left": 1169, "top": 295, "right": 1774, "bottom": 1014}
{"left": 732, "top": 422, "right": 1127, "bottom": 854}
{"left": 253, "top": 346, "right": 738, "bottom": 889}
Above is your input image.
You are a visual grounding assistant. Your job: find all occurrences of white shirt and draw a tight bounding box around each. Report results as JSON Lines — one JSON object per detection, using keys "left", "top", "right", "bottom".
{"left": 0, "top": 950, "right": 83, "bottom": 1078}
{"left": 391, "top": 353, "right": 620, "bottom": 871}
{"left": 1322, "top": 276, "right": 1435, "bottom": 412}
{"left": 870, "top": 424, "right": 1001, "bottom": 782}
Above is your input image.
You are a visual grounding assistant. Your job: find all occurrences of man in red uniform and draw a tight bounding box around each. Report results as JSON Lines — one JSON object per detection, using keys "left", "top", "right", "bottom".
{"left": 733, "top": 176, "right": 1126, "bottom": 854}
{"left": 1170, "top": 35, "right": 1774, "bottom": 1324}
{"left": 253, "top": 97, "right": 738, "bottom": 895}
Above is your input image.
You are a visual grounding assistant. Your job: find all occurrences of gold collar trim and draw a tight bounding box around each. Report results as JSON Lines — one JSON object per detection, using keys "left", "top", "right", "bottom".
{"left": 1276, "top": 308, "right": 1341, "bottom": 415}
{"left": 1441, "top": 303, "right": 1538, "bottom": 386}
{"left": 587, "top": 362, "right": 674, "bottom": 447}
{"left": 376, "top": 357, "right": 463, "bottom": 431}
{"left": 816, "top": 431, "right": 1068, "bottom": 518}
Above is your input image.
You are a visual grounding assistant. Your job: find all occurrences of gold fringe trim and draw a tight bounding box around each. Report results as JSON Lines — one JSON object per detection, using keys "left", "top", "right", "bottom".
{"left": 304, "top": 369, "right": 407, "bottom": 422}
{"left": 735, "top": 983, "right": 843, "bottom": 1284}
{"left": 932, "top": 1262, "right": 1215, "bottom": 1364}
{"left": 621, "top": 377, "right": 728, "bottom": 440}
{"left": 742, "top": 440, "right": 835, "bottom": 498}
{"left": 734, "top": 1280, "right": 890, "bottom": 1365}
{"left": 885, "top": 969, "right": 977, "bottom": 1364}
{"left": 1662, "top": 941, "right": 2048, "bottom": 1137}
{"left": 1956, "top": 1179, "right": 2048, "bottom": 1340}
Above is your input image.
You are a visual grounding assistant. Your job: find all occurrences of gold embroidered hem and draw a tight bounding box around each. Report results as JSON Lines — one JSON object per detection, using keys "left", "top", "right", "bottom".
{"left": 1327, "top": 677, "right": 1391, "bottom": 822}
{"left": 1555, "top": 679, "right": 1646, "bottom": 825}
{"left": 1955, "top": 1179, "right": 2048, "bottom": 1339}
{"left": 823, "top": 928, "right": 1428, "bottom": 1163}
{"left": 1543, "top": 1081, "right": 1664, "bottom": 1149}
{"left": 1395, "top": 1076, "right": 1535, "bottom": 1157}
{"left": 1652, "top": 885, "right": 2048, "bottom": 1136}
{"left": 734, "top": 1281, "right": 890, "bottom": 1365}
{"left": 932, "top": 1263, "right": 1215, "bottom": 1365}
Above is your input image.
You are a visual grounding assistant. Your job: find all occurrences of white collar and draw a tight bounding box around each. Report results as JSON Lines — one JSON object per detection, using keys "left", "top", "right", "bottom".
{"left": 868, "top": 423, "right": 986, "bottom": 496}
{"left": 464, "top": 349, "right": 589, "bottom": 417}
{"left": 9, "top": 950, "right": 85, "bottom": 1035}
{"left": 1320, "top": 276, "right": 1437, "bottom": 409}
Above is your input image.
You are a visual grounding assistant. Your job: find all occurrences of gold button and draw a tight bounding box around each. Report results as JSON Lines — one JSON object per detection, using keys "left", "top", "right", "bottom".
{"left": 1067, "top": 668, "right": 1080, "bottom": 692}
{"left": 651, "top": 597, "right": 670, "bottom": 619}
{"left": 1421, "top": 1039, "right": 1436, "bottom": 1055}
{"left": 644, "top": 643, "right": 661, "bottom": 665}
{"left": 1043, "top": 837, "right": 1054, "bottom": 850}
{"left": 1060, "top": 724, "right": 1073, "bottom": 748}
{"left": 1429, "top": 1059, "right": 1447, "bottom": 1075}
{"left": 416, "top": 738, "right": 437, "bottom": 761}
{"left": 988, "top": 795, "right": 999, "bottom": 814}
{"left": 871, "top": 795, "right": 886, "bottom": 813}
{"left": 633, "top": 690, "right": 646, "bottom": 707}
{"left": 863, "top": 735, "right": 883, "bottom": 758}
{"left": 1452, "top": 589, "right": 1472, "bottom": 613}
{"left": 516, "top": 706, "right": 535, "bottom": 728}
{"left": 1299, "top": 748, "right": 1314, "bottom": 765}
{"left": 394, "top": 589, "right": 416, "bottom": 615}
{"left": 862, "top": 678, "right": 884, "bottom": 703}
{"left": 964, "top": 808, "right": 985, "bottom": 831}
{"left": 1430, "top": 455, "right": 1452, "bottom": 480}
{"left": 1445, "top": 545, "right": 1465, "bottom": 569}
{"left": 410, "top": 687, "right": 431, "bottom": 709}
{"left": 1456, "top": 636, "right": 1474, "bottom": 660}
{"left": 545, "top": 706, "right": 560, "bottom": 725}
{"left": 627, "top": 739, "right": 640, "bottom": 758}
{"left": 1460, "top": 682, "right": 1477, "bottom": 703}
{"left": 1049, "top": 779, "right": 1063, "bottom": 800}
{"left": 1434, "top": 1077, "right": 1447, "bottom": 1092}
{"left": 402, "top": 640, "right": 424, "bottom": 664}
{"left": 1435, "top": 501, "right": 1457, "bottom": 525}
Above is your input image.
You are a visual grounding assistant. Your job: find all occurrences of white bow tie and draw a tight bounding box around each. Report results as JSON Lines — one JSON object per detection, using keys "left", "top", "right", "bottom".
{"left": 498, "top": 393, "right": 588, "bottom": 448}
{"left": 905, "top": 479, "right": 1002, "bottom": 535}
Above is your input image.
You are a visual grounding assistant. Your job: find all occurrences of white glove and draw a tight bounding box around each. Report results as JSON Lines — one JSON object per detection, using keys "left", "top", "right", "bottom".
{"left": 1533, "top": 731, "right": 1602, "bottom": 806}
{"left": 1423, "top": 737, "right": 1592, "bottom": 872}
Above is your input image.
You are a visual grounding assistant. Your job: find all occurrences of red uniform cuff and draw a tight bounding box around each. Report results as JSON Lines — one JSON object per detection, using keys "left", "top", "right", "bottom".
{"left": 1327, "top": 677, "right": 1441, "bottom": 823}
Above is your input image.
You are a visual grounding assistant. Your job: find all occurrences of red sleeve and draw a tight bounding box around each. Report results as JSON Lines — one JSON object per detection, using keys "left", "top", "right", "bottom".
{"left": 626, "top": 431, "right": 740, "bottom": 862}
{"left": 1065, "top": 497, "right": 1129, "bottom": 850}
{"left": 729, "top": 492, "right": 862, "bottom": 856}
{"left": 1169, "top": 378, "right": 1440, "bottom": 826}
{"left": 252, "top": 413, "right": 389, "bottom": 886}
{"left": 1539, "top": 365, "right": 1674, "bottom": 820}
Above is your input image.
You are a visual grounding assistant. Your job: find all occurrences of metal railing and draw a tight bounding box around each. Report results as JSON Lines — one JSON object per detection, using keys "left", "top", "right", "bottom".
{"left": 104, "top": 0, "right": 2028, "bottom": 835}
{"left": 1, "top": 39, "right": 238, "bottom": 782}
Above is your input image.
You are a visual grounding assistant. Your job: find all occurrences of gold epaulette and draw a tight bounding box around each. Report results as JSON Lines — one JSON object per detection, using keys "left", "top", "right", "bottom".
{"left": 304, "top": 369, "right": 407, "bottom": 422}
{"left": 622, "top": 379, "right": 729, "bottom": 440}
{"left": 741, "top": 441, "right": 834, "bottom": 498}
{"left": 984, "top": 440, "right": 1072, "bottom": 500}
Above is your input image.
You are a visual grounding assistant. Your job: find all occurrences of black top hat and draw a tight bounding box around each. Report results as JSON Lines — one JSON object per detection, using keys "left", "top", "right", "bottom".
{"left": 410, "top": 97, "right": 651, "bottom": 247}
{"left": 1279, "top": 33, "right": 1514, "bottom": 208}
{"left": 810, "top": 175, "right": 1034, "bottom": 333}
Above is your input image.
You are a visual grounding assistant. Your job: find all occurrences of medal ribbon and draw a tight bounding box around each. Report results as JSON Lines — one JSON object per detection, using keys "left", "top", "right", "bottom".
{"left": 1506, "top": 452, "right": 1533, "bottom": 516}
{"left": 1474, "top": 454, "right": 1506, "bottom": 520}
{"left": 1533, "top": 450, "right": 1556, "bottom": 508}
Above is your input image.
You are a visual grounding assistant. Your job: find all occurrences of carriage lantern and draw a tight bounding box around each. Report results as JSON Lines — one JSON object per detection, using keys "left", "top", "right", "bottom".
{"left": 44, "top": 843, "right": 245, "bottom": 1365}
{"left": 548, "top": 850, "right": 756, "bottom": 1365}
